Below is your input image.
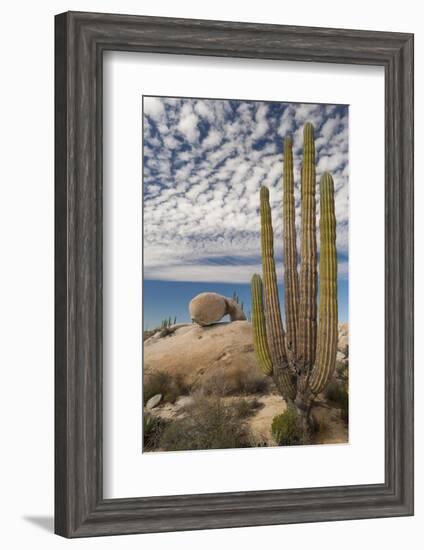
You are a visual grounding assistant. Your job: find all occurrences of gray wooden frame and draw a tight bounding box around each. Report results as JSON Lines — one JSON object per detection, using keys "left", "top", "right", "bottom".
{"left": 55, "top": 11, "right": 414, "bottom": 538}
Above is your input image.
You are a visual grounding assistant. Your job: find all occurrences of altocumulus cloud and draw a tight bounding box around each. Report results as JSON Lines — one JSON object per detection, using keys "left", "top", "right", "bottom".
{"left": 143, "top": 96, "right": 349, "bottom": 284}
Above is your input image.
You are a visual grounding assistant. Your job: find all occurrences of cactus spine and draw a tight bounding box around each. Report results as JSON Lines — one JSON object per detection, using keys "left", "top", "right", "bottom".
{"left": 251, "top": 123, "right": 338, "bottom": 439}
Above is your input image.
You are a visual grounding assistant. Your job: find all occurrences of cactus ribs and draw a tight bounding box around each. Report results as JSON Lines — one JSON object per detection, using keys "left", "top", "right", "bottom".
{"left": 251, "top": 123, "right": 338, "bottom": 442}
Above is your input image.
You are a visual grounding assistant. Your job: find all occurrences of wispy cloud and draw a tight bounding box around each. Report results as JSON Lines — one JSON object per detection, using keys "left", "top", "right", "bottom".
{"left": 143, "top": 97, "right": 349, "bottom": 283}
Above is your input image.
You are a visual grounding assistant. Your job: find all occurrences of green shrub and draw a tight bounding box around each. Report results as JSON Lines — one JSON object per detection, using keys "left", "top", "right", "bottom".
{"left": 143, "top": 371, "right": 191, "bottom": 405}
{"left": 271, "top": 410, "right": 302, "bottom": 446}
{"left": 159, "top": 396, "right": 250, "bottom": 451}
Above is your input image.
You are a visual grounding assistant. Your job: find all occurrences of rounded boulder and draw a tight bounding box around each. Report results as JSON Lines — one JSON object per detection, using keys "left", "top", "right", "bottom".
{"left": 189, "top": 292, "right": 227, "bottom": 326}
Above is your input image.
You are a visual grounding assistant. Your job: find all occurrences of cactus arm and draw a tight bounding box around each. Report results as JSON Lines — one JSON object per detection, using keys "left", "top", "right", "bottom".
{"left": 259, "top": 186, "right": 287, "bottom": 366}
{"left": 283, "top": 136, "right": 300, "bottom": 359}
{"left": 250, "top": 274, "right": 274, "bottom": 376}
{"left": 298, "top": 122, "right": 318, "bottom": 371}
{"left": 310, "top": 172, "right": 338, "bottom": 394}
{"left": 251, "top": 274, "right": 296, "bottom": 399}
{"left": 259, "top": 187, "right": 297, "bottom": 402}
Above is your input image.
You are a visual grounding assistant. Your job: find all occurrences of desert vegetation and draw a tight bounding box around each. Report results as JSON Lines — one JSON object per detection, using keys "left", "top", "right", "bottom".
{"left": 201, "top": 367, "right": 270, "bottom": 397}
{"left": 143, "top": 320, "right": 348, "bottom": 451}
{"left": 157, "top": 395, "right": 253, "bottom": 451}
{"left": 271, "top": 410, "right": 302, "bottom": 446}
{"left": 143, "top": 370, "right": 191, "bottom": 405}
{"left": 250, "top": 123, "right": 339, "bottom": 443}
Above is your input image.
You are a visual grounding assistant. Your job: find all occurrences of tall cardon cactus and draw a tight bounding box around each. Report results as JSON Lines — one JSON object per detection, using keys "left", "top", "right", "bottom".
{"left": 251, "top": 122, "right": 338, "bottom": 440}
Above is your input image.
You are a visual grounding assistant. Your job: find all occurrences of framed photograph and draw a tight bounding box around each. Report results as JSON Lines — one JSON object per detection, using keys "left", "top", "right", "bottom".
{"left": 55, "top": 11, "right": 414, "bottom": 537}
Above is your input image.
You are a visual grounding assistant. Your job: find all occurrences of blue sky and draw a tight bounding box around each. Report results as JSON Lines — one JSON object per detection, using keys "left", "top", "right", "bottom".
{"left": 143, "top": 96, "right": 349, "bottom": 328}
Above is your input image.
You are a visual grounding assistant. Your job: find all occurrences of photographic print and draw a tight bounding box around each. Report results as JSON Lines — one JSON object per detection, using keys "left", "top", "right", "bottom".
{"left": 142, "top": 96, "right": 349, "bottom": 452}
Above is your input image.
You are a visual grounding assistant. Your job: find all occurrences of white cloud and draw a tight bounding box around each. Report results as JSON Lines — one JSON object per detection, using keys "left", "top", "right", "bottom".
{"left": 251, "top": 104, "right": 268, "bottom": 140}
{"left": 143, "top": 97, "right": 165, "bottom": 120}
{"left": 320, "top": 115, "right": 341, "bottom": 141}
{"left": 145, "top": 263, "right": 262, "bottom": 284}
{"left": 177, "top": 113, "right": 199, "bottom": 142}
{"left": 317, "top": 152, "right": 346, "bottom": 173}
{"left": 278, "top": 106, "right": 295, "bottom": 137}
{"left": 143, "top": 97, "right": 349, "bottom": 283}
{"left": 194, "top": 100, "right": 214, "bottom": 121}
{"left": 202, "top": 129, "right": 221, "bottom": 150}
{"left": 163, "top": 135, "right": 179, "bottom": 149}
{"left": 176, "top": 103, "right": 199, "bottom": 142}
{"left": 186, "top": 181, "right": 209, "bottom": 201}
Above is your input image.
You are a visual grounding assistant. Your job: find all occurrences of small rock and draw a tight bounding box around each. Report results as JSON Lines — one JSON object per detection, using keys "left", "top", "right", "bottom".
{"left": 145, "top": 393, "right": 162, "bottom": 410}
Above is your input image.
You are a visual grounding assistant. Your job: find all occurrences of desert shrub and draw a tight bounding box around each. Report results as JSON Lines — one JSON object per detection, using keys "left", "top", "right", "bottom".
{"left": 202, "top": 368, "right": 270, "bottom": 397}
{"left": 199, "top": 372, "right": 227, "bottom": 396}
{"left": 143, "top": 413, "right": 165, "bottom": 451}
{"left": 271, "top": 410, "right": 302, "bottom": 446}
{"left": 236, "top": 370, "right": 270, "bottom": 394}
{"left": 324, "top": 381, "right": 349, "bottom": 424}
{"left": 233, "top": 397, "right": 262, "bottom": 419}
{"left": 143, "top": 371, "right": 191, "bottom": 405}
{"left": 143, "top": 329, "right": 157, "bottom": 341}
{"left": 324, "top": 380, "right": 344, "bottom": 403}
{"left": 159, "top": 396, "right": 250, "bottom": 451}
{"left": 336, "top": 361, "right": 349, "bottom": 381}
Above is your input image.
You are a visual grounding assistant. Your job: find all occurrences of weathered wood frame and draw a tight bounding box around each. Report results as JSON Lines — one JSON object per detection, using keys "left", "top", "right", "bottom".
{"left": 55, "top": 11, "right": 414, "bottom": 537}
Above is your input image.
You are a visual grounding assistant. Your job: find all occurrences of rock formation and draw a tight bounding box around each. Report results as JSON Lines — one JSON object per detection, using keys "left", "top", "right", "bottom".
{"left": 144, "top": 321, "right": 256, "bottom": 387}
{"left": 189, "top": 292, "right": 246, "bottom": 326}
